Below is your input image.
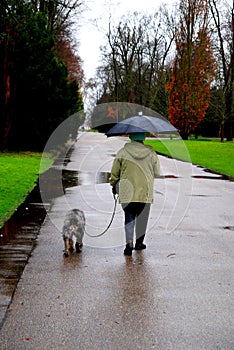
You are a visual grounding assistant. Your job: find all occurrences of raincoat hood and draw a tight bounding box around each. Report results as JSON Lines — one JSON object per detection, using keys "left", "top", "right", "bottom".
{"left": 124, "top": 141, "right": 152, "bottom": 160}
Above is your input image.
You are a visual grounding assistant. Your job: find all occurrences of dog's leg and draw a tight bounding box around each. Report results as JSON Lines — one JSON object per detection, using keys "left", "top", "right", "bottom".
{"left": 68, "top": 238, "right": 74, "bottom": 253}
{"left": 75, "top": 242, "right": 83, "bottom": 253}
{"left": 64, "top": 238, "right": 69, "bottom": 257}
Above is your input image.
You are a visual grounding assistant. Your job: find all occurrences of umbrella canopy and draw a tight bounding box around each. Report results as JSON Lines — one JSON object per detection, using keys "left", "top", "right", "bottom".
{"left": 105, "top": 114, "right": 177, "bottom": 136}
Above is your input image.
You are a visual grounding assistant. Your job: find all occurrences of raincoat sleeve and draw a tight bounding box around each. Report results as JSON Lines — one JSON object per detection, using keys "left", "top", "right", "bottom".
{"left": 153, "top": 152, "right": 160, "bottom": 178}
{"left": 109, "top": 155, "right": 121, "bottom": 186}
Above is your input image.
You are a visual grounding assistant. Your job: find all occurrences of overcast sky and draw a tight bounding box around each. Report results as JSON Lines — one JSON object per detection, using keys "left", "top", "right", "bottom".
{"left": 78, "top": 0, "right": 233, "bottom": 79}
{"left": 79, "top": 0, "right": 179, "bottom": 79}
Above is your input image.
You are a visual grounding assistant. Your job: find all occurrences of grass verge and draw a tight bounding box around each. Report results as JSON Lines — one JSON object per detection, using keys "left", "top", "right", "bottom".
{"left": 145, "top": 139, "right": 234, "bottom": 177}
{"left": 0, "top": 152, "right": 53, "bottom": 228}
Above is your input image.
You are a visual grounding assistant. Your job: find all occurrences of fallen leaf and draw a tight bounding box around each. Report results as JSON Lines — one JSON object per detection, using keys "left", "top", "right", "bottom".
{"left": 23, "top": 337, "right": 32, "bottom": 341}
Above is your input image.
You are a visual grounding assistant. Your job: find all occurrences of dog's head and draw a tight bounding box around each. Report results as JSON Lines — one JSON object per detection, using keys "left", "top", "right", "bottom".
{"left": 72, "top": 209, "right": 82, "bottom": 215}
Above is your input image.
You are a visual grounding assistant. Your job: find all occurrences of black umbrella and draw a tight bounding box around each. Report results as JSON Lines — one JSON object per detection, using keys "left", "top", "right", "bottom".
{"left": 105, "top": 113, "right": 178, "bottom": 136}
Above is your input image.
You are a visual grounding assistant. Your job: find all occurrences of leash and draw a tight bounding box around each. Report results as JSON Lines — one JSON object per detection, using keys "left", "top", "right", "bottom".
{"left": 85, "top": 194, "right": 118, "bottom": 238}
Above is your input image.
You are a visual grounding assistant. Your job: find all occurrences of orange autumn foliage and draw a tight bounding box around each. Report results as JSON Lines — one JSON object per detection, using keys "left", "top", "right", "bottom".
{"left": 167, "top": 2, "right": 216, "bottom": 139}
{"left": 55, "top": 38, "right": 84, "bottom": 85}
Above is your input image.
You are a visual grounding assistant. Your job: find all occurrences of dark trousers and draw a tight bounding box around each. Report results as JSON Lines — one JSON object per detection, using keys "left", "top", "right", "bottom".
{"left": 122, "top": 202, "right": 150, "bottom": 243}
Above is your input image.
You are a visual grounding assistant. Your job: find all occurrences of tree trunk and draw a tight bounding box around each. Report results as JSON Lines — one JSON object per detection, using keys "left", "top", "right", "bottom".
{"left": 180, "top": 132, "right": 189, "bottom": 140}
{"left": 225, "top": 87, "right": 233, "bottom": 141}
{"left": 0, "top": 23, "right": 16, "bottom": 150}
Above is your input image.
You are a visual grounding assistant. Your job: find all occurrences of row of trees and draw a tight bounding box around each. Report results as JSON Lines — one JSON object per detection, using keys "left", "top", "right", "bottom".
{"left": 0, "top": 0, "right": 232, "bottom": 146}
{"left": 93, "top": 0, "right": 233, "bottom": 140}
{"left": 0, "top": 0, "right": 84, "bottom": 151}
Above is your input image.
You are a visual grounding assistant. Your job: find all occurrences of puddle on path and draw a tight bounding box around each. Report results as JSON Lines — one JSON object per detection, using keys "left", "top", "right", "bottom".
{"left": 192, "top": 174, "right": 234, "bottom": 180}
{"left": 63, "top": 170, "right": 110, "bottom": 187}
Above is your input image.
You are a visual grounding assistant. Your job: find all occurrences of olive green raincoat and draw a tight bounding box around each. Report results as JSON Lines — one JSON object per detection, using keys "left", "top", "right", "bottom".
{"left": 109, "top": 141, "right": 160, "bottom": 204}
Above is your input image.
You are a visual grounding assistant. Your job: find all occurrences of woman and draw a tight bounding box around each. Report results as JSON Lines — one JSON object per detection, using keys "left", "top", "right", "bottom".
{"left": 109, "top": 133, "right": 160, "bottom": 256}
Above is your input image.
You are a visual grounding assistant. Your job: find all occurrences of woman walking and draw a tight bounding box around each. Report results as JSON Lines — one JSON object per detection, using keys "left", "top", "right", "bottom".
{"left": 109, "top": 133, "right": 160, "bottom": 256}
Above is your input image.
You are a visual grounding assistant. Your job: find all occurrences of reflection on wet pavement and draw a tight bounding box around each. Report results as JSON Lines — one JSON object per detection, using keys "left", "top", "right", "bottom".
{"left": 63, "top": 170, "right": 110, "bottom": 187}
{"left": 0, "top": 185, "right": 47, "bottom": 326}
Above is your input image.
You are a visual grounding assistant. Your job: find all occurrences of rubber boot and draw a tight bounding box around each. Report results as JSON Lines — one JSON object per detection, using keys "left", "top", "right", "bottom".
{"left": 124, "top": 242, "right": 133, "bottom": 256}
{"left": 135, "top": 235, "right": 146, "bottom": 250}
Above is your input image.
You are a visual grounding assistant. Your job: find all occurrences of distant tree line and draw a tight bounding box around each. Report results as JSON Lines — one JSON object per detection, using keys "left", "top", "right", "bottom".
{"left": 94, "top": 0, "right": 234, "bottom": 141}
{"left": 0, "top": 0, "right": 84, "bottom": 151}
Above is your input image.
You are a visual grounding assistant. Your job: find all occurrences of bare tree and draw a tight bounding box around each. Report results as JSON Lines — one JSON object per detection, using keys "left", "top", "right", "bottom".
{"left": 31, "top": 0, "right": 84, "bottom": 33}
{"left": 97, "top": 8, "right": 176, "bottom": 116}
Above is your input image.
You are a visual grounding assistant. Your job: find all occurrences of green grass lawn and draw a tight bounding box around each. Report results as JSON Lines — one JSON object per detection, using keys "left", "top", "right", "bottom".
{"left": 0, "top": 152, "right": 53, "bottom": 228}
{"left": 145, "top": 139, "right": 234, "bottom": 177}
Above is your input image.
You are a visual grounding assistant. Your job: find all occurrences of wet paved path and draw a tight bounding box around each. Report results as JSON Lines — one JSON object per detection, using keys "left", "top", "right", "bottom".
{"left": 0, "top": 132, "right": 234, "bottom": 349}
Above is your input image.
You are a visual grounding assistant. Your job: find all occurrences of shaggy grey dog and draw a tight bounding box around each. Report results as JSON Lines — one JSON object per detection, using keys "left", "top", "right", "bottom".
{"left": 62, "top": 209, "right": 85, "bottom": 257}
